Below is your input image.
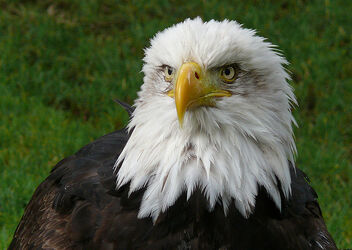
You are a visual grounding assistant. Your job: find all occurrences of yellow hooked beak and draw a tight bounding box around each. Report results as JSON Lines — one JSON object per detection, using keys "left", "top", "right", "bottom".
{"left": 168, "top": 62, "right": 232, "bottom": 127}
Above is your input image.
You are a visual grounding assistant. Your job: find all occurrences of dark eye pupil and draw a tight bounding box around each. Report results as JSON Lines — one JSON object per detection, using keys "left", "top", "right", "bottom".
{"left": 168, "top": 68, "right": 173, "bottom": 75}
{"left": 224, "top": 68, "right": 231, "bottom": 75}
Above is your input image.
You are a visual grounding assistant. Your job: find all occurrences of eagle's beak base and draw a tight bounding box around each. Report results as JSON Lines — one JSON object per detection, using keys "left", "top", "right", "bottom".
{"left": 168, "top": 62, "right": 231, "bottom": 127}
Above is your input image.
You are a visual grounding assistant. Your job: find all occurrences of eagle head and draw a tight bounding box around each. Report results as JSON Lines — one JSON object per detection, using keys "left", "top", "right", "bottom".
{"left": 115, "top": 18, "right": 297, "bottom": 221}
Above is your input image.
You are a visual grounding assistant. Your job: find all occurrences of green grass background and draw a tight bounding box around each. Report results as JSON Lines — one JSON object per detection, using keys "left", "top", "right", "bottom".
{"left": 0, "top": 0, "right": 351, "bottom": 248}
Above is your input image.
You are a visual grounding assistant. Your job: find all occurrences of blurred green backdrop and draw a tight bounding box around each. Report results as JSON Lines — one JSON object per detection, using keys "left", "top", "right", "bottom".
{"left": 0, "top": 0, "right": 351, "bottom": 248}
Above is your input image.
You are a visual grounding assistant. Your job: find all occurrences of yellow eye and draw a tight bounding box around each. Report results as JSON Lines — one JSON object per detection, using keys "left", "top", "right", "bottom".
{"left": 164, "top": 66, "right": 175, "bottom": 82}
{"left": 220, "top": 65, "right": 238, "bottom": 83}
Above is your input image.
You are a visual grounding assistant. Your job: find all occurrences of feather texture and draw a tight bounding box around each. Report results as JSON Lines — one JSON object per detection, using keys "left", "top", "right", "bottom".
{"left": 10, "top": 123, "right": 336, "bottom": 249}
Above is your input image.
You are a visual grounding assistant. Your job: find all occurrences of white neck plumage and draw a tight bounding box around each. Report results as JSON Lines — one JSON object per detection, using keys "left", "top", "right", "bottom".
{"left": 114, "top": 90, "right": 296, "bottom": 222}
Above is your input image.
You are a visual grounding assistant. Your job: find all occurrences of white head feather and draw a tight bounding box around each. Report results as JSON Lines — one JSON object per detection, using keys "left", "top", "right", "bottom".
{"left": 115, "top": 18, "right": 297, "bottom": 221}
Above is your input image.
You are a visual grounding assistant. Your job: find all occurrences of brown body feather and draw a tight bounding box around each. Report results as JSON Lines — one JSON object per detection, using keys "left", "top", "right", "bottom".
{"left": 9, "top": 122, "right": 336, "bottom": 249}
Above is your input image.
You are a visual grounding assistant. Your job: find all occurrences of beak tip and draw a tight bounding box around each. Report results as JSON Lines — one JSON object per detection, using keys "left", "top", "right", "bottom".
{"left": 176, "top": 105, "right": 186, "bottom": 128}
{"left": 178, "top": 116, "right": 184, "bottom": 128}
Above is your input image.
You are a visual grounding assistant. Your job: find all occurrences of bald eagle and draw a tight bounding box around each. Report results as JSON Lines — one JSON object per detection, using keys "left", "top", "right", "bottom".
{"left": 10, "top": 18, "right": 336, "bottom": 249}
